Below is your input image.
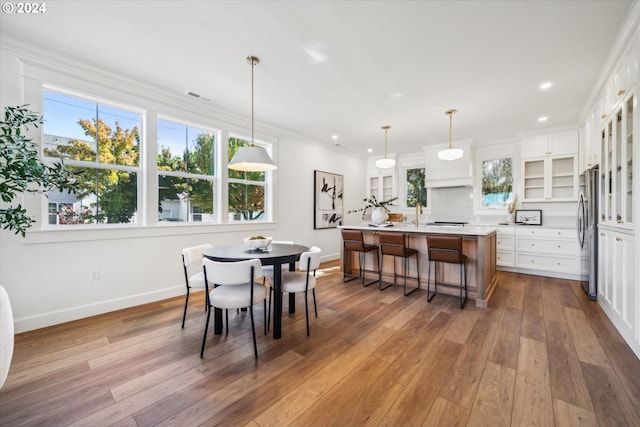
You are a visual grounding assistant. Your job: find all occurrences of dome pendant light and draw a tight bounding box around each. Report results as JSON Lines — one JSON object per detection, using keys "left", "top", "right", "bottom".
{"left": 228, "top": 56, "right": 277, "bottom": 172}
{"left": 438, "top": 109, "right": 464, "bottom": 161}
{"left": 375, "top": 125, "right": 395, "bottom": 169}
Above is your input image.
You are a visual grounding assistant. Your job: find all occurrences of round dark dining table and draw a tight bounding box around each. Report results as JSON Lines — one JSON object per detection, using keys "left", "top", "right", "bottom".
{"left": 203, "top": 243, "right": 309, "bottom": 339}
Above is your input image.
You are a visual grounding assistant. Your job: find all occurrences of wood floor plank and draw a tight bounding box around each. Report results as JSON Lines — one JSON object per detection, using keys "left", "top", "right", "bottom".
{"left": 437, "top": 307, "right": 501, "bottom": 409}
{"left": 511, "top": 337, "right": 554, "bottom": 427}
{"left": 520, "top": 275, "right": 546, "bottom": 342}
{"left": 564, "top": 307, "right": 609, "bottom": 366}
{"left": 378, "top": 337, "right": 462, "bottom": 426}
{"left": 2, "top": 268, "right": 640, "bottom": 426}
{"left": 541, "top": 281, "right": 593, "bottom": 411}
{"left": 424, "top": 397, "right": 469, "bottom": 427}
{"left": 466, "top": 361, "right": 516, "bottom": 427}
{"left": 487, "top": 306, "right": 522, "bottom": 370}
{"left": 552, "top": 398, "right": 598, "bottom": 427}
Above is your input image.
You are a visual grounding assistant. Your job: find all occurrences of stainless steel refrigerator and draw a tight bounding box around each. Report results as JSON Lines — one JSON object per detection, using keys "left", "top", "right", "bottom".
{"left": 578, "top": 165, "right": 598, "bottom": 300}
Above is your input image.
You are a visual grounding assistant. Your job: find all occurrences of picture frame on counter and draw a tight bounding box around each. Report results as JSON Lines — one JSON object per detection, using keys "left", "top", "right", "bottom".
{"left": 515, "top": 209, "right": 542, "bottom": 225}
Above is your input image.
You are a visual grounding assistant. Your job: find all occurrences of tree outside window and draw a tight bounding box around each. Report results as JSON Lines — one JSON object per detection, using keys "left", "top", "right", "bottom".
{"left": 157, "top": 119, "right": 215, "bottom": 223}
{"left": 405, "top": 167, "right": 427, "bottom": 208}
{"left": 482, "top": 158, "right": 513, "bottom": 208}
{"left": 43, "top": 90, "right": 140, "bottom": 225}
{"left": 228, "top": 137, "right": 266, "bottom": 221}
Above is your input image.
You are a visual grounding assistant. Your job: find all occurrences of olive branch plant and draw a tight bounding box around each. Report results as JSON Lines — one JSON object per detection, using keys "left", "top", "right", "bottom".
{"left": 0, "top": 105, "right": 80, "bottom": 237}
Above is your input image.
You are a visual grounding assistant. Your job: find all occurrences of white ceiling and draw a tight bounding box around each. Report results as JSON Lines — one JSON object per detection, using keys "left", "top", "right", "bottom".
{"left": 0, "top": 0, "right": 635, "bottom": 157}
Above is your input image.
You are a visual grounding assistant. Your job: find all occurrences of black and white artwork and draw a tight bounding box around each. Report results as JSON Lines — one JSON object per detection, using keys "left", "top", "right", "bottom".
{"left": 515, "top": 209, "right": 542, "bottom": 225}
{"left": 314, "top": 170, "right": 343, "bottom": 229}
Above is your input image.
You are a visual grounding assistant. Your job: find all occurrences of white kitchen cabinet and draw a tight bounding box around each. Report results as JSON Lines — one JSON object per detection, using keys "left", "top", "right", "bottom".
{"left": 367, "top": 157, "right": 396, "bottom": 203}
{"left": 599, "top": 93, "right": 634, "bottom": 228}
{"left": 521, "top": 130, "right": 578, "bottom": 159}
{"left": 579, "top": 101, "right": 602, "bottom": 173}
{"left": 521, "top": 130, "right": 578, "bottom": 202}
{"left": 522, "top": 155, "right": 578, "bottom": 201}
{"left": 598, "top": 226, "right": 635, "bottom": 349}
{"left": 496, "top": 225, "right": 515, "bottom": 267}
{"left": 603, "top": 44, "right": 637, "bottom": 118}
{"left": 514, "top": 227, "right": 582, "bottom": 277}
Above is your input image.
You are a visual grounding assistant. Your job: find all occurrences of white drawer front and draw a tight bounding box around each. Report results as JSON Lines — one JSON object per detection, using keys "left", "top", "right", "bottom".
{"left": 516, "top": 237, "right": 580, "bottom": 255}
{"left": 497, "top": 251, "right": 515, "bottom": 267}
{"left": 515, "top": 227, "right": 576, "bottom": 239}
{"left": 497, "top": 236, "right": 515, "bottom": 250}
{"left": 497, "top": 226, "right": 515, "bottom": 236}
{"left": 516, "top": 253, "right": 581, "bottom": 273}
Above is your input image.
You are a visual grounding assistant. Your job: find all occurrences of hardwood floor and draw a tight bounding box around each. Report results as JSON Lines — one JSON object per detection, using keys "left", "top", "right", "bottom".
{"left": 2, "top": 262, "right": 640, "bottom": 426}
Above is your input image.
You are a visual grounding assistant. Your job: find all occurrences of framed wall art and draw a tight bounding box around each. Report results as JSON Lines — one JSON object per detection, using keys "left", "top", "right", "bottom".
{"left": 314, "top": 170, "right": 343, "bottom": 229}
{"left": 515, "top": 209, "right": 542, "bottom": 225}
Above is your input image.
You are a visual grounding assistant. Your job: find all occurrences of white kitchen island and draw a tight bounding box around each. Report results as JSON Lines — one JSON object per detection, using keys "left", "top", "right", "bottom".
{"left": 339, "top": 224, "right": 498, "bottom": 307}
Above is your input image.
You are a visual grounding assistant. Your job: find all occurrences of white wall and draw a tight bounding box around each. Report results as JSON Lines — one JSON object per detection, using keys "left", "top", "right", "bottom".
{"left": 0, "top": 41, "right": 366, "bottom": 333}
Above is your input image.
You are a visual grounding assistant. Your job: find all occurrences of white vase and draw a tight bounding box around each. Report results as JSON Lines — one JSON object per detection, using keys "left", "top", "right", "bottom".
{"left": 371, "top": 207, "right": 389, "bottom": 224}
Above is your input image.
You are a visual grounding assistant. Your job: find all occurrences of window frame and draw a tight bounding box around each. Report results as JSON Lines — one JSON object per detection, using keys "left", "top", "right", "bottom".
{"left": 473, "top": 142, "right": 520, "bottom": 216}
{"left": 398, "top": 153, "right": 431, "bottom": 216}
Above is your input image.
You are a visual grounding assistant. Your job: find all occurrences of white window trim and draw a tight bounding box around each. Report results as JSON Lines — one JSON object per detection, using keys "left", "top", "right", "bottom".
{"left": 473, "top": 141, "right": 520, "bottom": 216}
{"left": 398, "top": 153, "right": 431, "bottom": 217}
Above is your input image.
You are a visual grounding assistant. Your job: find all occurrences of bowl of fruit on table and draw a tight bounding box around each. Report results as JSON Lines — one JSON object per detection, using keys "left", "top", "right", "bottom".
{"left": 243, "top": 235, "right": 273, "bottom": 250}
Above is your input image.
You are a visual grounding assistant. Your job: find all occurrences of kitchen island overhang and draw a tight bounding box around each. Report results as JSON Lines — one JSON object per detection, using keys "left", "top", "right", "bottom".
{"left": 339, "top": 225, "right": 498, "bottom": 308}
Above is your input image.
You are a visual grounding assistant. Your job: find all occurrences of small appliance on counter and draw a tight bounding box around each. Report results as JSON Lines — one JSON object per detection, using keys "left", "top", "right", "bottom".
{"left": 424, "top": 221, "right": 468, "bottom": 226}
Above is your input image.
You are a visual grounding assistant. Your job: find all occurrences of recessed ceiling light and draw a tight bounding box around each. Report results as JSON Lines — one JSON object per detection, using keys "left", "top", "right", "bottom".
{"left": 538, "top": 116, "right": 548, "bottom": 122}
{"left": 540, "top": 82, "right": 552, "bottom": 90}
{"left": 367, "top": 148, "right": 373, "bottom": 153}
{"left": 331, "top": 135, "right": 339, "bottom": 140}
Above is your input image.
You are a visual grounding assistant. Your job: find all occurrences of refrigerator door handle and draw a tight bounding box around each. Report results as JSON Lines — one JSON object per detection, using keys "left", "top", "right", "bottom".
{"left": 577, "top": 193, "right": 585, "bottom": 248}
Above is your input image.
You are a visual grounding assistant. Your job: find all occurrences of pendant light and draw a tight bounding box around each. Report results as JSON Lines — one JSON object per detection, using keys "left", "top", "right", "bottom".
{"left": 228, "top": 56, "right": 277, "bottom": 172}
{"left": 438, "top": 109, "right": 463, "bottom": 161}
{"left": 375, "top": 125, "right": 395, "bottom": 169}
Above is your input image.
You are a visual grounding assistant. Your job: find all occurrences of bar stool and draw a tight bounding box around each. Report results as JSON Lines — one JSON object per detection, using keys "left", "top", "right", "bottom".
{"left": 378, "top": 231, "right": 420, "bottom": 295}
{"left": 341, "top": 229, "right": 379, "bottom": 287}
{"left": 426, "top": 235, "right": 467, "bottom": 308}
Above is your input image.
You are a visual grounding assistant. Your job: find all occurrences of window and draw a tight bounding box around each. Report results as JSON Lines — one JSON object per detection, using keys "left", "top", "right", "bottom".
{"left": 43, "top": 89, "right": 141, "bottom": 225}
{"left": 405, "top": 167, "right": 427, "bottom": 208}
{"left": 481, "top": 157, "right": 513, "bottom": 208}
{"left": 157, "top": 119, "right": 216, "bottom": 223}
{"left": 228, "top": 136, "right": 268, "bottom": 221}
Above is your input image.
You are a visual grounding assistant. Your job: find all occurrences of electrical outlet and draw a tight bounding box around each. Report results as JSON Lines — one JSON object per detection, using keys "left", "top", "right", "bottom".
{"left": 89, "top": 270, "right": 100, "bottom": 281}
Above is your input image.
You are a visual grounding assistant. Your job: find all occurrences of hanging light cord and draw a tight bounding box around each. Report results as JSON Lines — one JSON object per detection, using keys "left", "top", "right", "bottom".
{"left": 248, "top": 56, "right": 260, "bottom": 146}
{"left": 382, "top": 125, "right": 390, "bottom": 158}
{"left": 446, "top": 109, "right": 457, "bottom": 149}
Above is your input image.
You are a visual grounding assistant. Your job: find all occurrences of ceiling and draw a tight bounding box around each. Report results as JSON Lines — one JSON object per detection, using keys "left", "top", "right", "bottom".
{"left": 0, "top": 1, "right": 635, "bottom": 158}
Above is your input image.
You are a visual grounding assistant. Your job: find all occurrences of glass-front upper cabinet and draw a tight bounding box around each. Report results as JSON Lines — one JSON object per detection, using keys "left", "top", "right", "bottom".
{"left": 600, "top": 92, "right": 634, "bottom": 228}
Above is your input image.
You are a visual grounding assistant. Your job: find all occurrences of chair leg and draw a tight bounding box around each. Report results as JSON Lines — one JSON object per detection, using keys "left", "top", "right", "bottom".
{"left": 427, "top": 260, "right": 437, "bottom": 302}
{"left": 379, "top": 253, "right": 393, "bottom": 291}
{"left": 404, "top": 253, "right": 420, "bottom": 296}
{"left": 249, "top": 306, "right": 258, "bottom": 359}
{"left": 312, "top": 289, "right": 318, "bottom": 318}
{"left": 200, "top": 306, "right": 212, "bottom": 358}
{"left": 264, "top": 298, "right": 267, "bottom": 335}
{"left": 304, "top": 290, "right": 310, "bottom": 336}
{"left": 225, "top": 309, "right": 229, "bottom": 334}
{"left": 181, "top": 289, "right": 190, "bottom": 328}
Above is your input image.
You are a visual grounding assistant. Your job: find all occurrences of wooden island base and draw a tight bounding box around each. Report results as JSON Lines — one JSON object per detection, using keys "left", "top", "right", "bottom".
{"left": 340, "top": 226, "right": 498, "bottom": 308}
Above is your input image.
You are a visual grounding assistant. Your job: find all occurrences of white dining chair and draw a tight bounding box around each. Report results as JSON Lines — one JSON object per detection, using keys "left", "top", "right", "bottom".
{"left": 181, "top": 244, "right": 213, "bottom": 328}
{"left": 201, "top": 258, "right": 266, "bottom": 359}
{"left": 280, "top": 246, "right": 322, "bottom": 336}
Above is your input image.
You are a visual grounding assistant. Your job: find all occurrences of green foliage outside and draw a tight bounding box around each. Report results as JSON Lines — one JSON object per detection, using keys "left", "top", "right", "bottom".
{"left": 44, "top": 118, "right": 140, "bottom": 223}
{"left": 0, "top": 105, "right": 80, "bottom": 236}
{"left": 406, "top": 168, "right": 427, "bottom": 207}
{"left": 482, "top": 158, "right": 513, "bottom": 207}
{"left": 228, "top": 137, "right": 265, "bottom": 220}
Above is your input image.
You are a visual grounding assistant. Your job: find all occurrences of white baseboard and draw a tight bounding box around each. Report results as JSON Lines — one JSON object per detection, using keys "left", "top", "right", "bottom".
{"left": 13, "top": 286, "right": 184, "bottom": 334}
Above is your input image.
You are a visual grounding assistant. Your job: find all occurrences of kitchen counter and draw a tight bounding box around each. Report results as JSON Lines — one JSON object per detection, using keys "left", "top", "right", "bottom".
{"left": 339, "top": 225, "right": 497, "bottom": 307}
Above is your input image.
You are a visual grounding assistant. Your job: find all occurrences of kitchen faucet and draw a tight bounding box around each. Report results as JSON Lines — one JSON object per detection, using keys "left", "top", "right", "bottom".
{"left": 412, "top": 203, "right": 423, "bottom": 227}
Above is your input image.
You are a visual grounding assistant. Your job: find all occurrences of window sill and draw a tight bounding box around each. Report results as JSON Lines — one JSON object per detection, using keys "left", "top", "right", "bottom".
{"left": 23, "top": 222, "right": 278, "bottom": 244}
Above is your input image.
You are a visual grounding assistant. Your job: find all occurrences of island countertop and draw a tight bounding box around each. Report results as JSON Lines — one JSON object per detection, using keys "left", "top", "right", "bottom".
{"left": 339, "top": 224, "right": 498, "bottom": 307}
{"left": 338, "top": 224, "right": 497, "bottom": 236}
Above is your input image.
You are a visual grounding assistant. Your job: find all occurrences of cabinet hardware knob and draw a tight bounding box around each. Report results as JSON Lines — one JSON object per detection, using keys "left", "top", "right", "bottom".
{"left": 617, "top": 220, "right": 623, "bottom": 224}
{"left": 587, "top": 163, "right": 593, "bottom": 167}
{"left": 601, "top": 114, "right": 608, "bottom": 119}
{"left": 600, "top": 233, "right": 606, "bottom": 236}
{"left": 616, "top": 237, "right": 623, "bottom": 242}
{"left": 531, "top": 260, "right": 535, "bottom": 263}
{"left": 618, "top": 89, "right": 625, "bottom": 96}
{"left": 557, "top": 245, "right": 561, "bottom": 248}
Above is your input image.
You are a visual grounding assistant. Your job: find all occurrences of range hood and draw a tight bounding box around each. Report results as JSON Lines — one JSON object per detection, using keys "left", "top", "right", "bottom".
{"left": 423, "top": 141, "right": 473, "bottom": 188}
